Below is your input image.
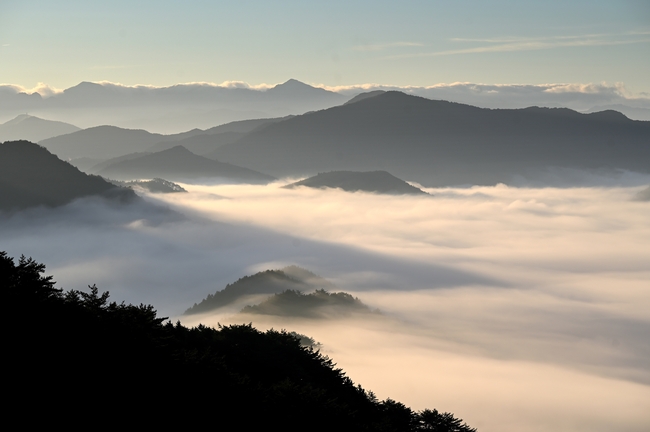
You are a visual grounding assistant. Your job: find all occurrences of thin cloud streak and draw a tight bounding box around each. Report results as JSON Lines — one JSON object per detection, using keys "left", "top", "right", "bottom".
{"left": 351, "top": 42, "right": 423, "bottom": 52}
{"left": 383, "top": 37, "right": 650, "bottom": 60}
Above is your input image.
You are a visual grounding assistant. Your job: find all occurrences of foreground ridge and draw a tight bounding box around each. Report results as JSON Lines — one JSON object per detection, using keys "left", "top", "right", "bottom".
{"left": 2, "top": 251, "right": 476, "bottom": 431}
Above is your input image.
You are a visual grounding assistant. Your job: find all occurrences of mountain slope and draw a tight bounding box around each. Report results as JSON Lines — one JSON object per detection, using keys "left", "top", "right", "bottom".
{"left": 95, "top": 145, "right": 275, "bottom": 183}
{"left": 285, "top": 171, "right": 427, "bottom": 194}
{"left": 185, "top": 266, "right": 336, "bottom": 315}
{"left": 211, "top": 91, "right": 650, "bottom": 186}
{"left": 38, "top": 125, "right": 206, "bottom": 160}
{"left": 0, "top": 114, "right": 80, "bottom": 142}
{"left": 0, "top": 140, "right": 135, "bottom": 211}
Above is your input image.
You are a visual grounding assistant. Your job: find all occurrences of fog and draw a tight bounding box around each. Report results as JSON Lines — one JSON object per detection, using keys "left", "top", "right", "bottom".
{"left": 2, "top": 179, "right": 649, "bottom": 431}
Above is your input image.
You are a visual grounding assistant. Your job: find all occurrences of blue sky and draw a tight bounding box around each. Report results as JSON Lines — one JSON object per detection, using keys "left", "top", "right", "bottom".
{"left": 1, "top": 1, "right": 649, "bottom": 93}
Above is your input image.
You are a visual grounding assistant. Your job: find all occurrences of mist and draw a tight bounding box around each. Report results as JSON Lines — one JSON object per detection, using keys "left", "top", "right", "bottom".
{"left": 2, "top": 178, "right": 649, "bottom": 431}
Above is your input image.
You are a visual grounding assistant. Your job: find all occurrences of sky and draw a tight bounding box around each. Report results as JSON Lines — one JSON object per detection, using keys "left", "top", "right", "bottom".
{"left": 1, "top": 1, "right": 649, "bottom": 95}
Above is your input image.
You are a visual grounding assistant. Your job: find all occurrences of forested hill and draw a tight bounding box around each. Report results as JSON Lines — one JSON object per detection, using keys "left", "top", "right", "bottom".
{"left": 2, "top": 251, "right": 476, "bottom": 431}
{"left": 0, "top": 140, "right": 135, "bottom": 211}
{"left": 185, "top": 266, "right": 337, "bottom": 314}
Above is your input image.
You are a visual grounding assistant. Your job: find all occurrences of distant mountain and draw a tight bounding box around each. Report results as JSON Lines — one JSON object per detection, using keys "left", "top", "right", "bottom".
{"left": 95, "top": 145, "right": 275, "bottom": 183}
{"left": 211, "top": 91, "right": 650, "bottom": 187}
{"left": 147, "top": 131, "right": 245, "bottom": 155}
{"left": 146, "top": 117, "right": 291, "bottom": 155}
{"left": 344, "top": 90, "right": 386, "bottom": 105}
{"left": 86, "top": 152, "right": 151, "bottom": 173}
{"left": 239, "top": 289, "right": 375, "bottom": 319}
{"left": 0, "top": 141, "right": 135, "bottom": 211}
{"left": 285, "top": 171, "right": 427, "bottom": 195}
{"left": 110, "top": 178, "right": 187, "bottom": 194}
{"left": 0, "top": 114, "right": 80, "bottom": 142}
{"left": 1, "top": 80, "right": 345, "bottom": 133}
{"left": 39, "top": 125, "right": 204, "bottom": 160}
{"left": 185, "top": 266, "right": 336, "bottom": 315}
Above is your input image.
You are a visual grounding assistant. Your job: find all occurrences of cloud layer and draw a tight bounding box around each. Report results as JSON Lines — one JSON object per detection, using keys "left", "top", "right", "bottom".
{"left": 2, "top": 179, "right": 650, "bottom": 431}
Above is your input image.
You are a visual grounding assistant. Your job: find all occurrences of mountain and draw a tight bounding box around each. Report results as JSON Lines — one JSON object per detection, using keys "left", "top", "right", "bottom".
{"left": 344, "top": 90, "right": 386, "bottom": 105}
{"left": 146, "top": 117, "right": 291, "bottom": 155}
{"left": 210, "top": 91, "right": 650, "bottom": 187}
{"left": 284, "top": 171, "right": 428, "bottom": 195}
{"left": 586, "top": 105, "right": 650, "bottom": 121}
{"left": 94, "top": 145, "right": 275, "bottom": 183}
{"left": 1, "top": 80, "right": 346, "bottom": 133}
{"left": 0, "top": 114, "right": 80, "bottom": 142}
{"left": 185, "top": 266, "right": 336, "bottom": 315}
{"left": 147, "top": 131, "right": 246, "bottom": 155}
{"left": 0, "top": 141, "right": 135, "bottom": 211}
{"left": 38, "top": 125, "right": 204, "bottom": 160}
{"left": 239, "top": 289, "right": 376, "bottom": 319}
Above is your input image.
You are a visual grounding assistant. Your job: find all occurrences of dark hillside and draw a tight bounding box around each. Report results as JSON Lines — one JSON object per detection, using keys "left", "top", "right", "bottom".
{"left": 0, "top": 140, "right": 135, "bottom": 211}
{"left": 2, "top": 251, "right": 476, "bottom": 431}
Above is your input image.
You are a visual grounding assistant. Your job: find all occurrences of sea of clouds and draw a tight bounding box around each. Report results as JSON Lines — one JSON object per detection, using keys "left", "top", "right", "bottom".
{"left": 2, "top": 180, "right": 649, "bottom": 431}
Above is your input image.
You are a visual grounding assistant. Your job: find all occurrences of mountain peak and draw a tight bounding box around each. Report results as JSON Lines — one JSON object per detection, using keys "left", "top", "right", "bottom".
{"left": 268, "top": 79, "right": 338, "bottom": 97}
{"left": 2, "top": 114, "right": 35, "bottom": 126}
{"left": 276, "top": 79, "right": 309, "bottom": 88}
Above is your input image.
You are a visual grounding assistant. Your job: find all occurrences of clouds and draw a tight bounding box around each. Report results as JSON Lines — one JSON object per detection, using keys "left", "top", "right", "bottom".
{"left": 383, "top": 32, "right": 650, "bottom": 60}
{"left": 2, "top": 180, "right": 650, "bottom": 431}
{"left": 320, "top": 81, "right": 650, "bottom": 114}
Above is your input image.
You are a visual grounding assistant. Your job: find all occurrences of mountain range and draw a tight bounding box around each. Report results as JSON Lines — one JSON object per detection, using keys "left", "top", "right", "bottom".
{"left": 210, "top": 91, "right": 650, "bottom": 186}
{"left": 1, "top": 79, "right": 346, "bottom": 133}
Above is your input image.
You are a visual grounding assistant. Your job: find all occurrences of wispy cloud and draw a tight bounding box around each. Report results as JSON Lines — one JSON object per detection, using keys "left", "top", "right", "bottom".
{"left": 88, "top": 65, "right": 133, "bottom": 71}
{"left": 351, "top": 42, "right": 423, "bottom": 52}
{"left": 383, "top": 32, "right": 650, "bottom": 60}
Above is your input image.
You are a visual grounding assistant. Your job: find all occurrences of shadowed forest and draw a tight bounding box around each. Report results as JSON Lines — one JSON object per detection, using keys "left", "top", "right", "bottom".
{"left": 2, "top": 250, "right": 476, "bottom": 431}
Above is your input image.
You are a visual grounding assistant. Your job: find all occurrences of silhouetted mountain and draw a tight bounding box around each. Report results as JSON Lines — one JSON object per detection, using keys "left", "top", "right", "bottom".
{"left": 240, "top": 289, "right": 376, "bottom": 319}
{"left": 1, "top": 80, "right": 345, "bottom": 133}
{"left": 4, "top": 251, "right": 476, "bottom": 431}
{"left": 0, "top": 141, "right": 135, "bottom": 211}
{"left": 95, "top": 145, "right": 275, "bottom": 183}
{"left": 211, "top": 91, "right": 650, "bottom": 187}
{"left": 38, "top": 125, "right": 204, "bottom": 160}
{"left": 110, "top": 178, "right": 187, "bottom": 193}
{"left": 285, "top": 171, "right": 427, "bottom": 195}
{"left": 0, "top": 114, "right": 80, "bottom": 142}
{"left": 634, "top": 186, "right": 650, "bottom": 201}
{"left": 185, "top": 266, "right": 336, "bottom": 315}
